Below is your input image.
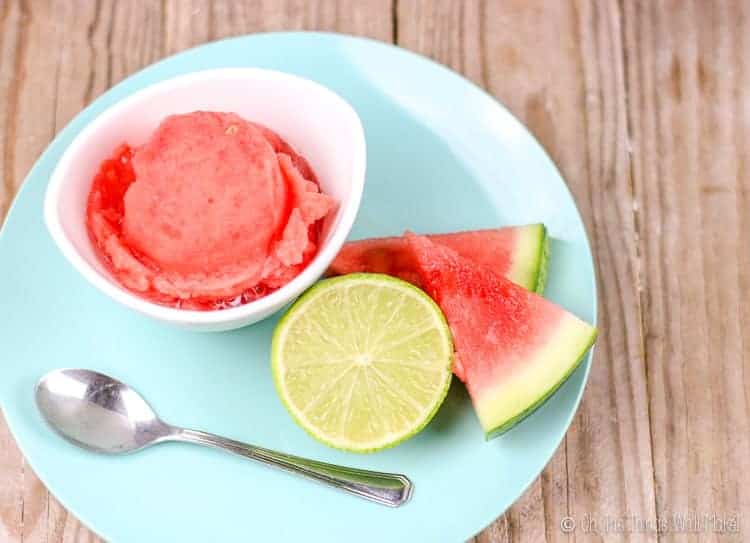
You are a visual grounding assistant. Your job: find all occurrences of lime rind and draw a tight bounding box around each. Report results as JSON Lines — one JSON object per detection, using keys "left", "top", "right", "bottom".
{"left": 271, "top": 273, "right": 453, "bottom": 453}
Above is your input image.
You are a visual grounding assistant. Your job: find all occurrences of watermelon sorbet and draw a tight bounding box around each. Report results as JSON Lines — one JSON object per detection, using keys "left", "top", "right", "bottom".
{"left": 86, "top": 111, "right": 336, "bottom": 310}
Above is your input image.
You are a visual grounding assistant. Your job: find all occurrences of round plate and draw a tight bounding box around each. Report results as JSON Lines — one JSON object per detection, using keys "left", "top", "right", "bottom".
{"left": 0, "top": 33, "right": 596, "bottom": 542}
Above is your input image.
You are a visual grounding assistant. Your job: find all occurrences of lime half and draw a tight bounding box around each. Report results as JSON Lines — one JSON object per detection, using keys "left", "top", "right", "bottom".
{"left": 271, "top": 273, "right": 453, "bottom": 452}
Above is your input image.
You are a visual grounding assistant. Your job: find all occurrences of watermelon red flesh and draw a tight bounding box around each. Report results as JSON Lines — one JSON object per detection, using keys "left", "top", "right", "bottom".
{"left": 327, "top": 224, "right": 548, "bottom": 293}
{"left": 405, "top": 233, "right": 596, "bottom": 438}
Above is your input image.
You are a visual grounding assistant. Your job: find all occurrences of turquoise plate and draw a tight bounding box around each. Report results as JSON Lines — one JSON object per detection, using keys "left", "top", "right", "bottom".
{"left": 0, "top": 33, "right": 596, "bottom": 542}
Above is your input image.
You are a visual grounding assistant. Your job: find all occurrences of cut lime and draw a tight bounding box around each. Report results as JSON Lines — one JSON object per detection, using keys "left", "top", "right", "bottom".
{"left": 271, "top": 273, "right": 453, "bottom": 453}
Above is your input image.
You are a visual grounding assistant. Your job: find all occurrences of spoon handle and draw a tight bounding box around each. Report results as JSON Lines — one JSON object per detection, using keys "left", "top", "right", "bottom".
{"left": 170, "top": 428, "right": 412, "bottom": 507}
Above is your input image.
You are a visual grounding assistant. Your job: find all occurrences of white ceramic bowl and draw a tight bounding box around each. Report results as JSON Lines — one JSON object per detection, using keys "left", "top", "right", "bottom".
{"left": 44, "top": 68, "right": 366, "bottom": 331}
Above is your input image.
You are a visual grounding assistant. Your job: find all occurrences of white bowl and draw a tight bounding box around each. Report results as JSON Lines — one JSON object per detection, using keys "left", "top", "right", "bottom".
{"left": 44, "top": 68, "right": 366, "bottom": 331}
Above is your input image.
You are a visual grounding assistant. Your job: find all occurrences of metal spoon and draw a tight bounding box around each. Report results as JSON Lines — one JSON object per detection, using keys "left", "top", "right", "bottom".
{"left": 35, "top": 368, "right": 412, "bottom": 507}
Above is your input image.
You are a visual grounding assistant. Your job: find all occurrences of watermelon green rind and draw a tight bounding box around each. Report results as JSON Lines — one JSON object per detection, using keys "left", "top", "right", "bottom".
{"left": 483, "top": 323, "right": 597, "bottom": 439}
{"left": 534, "top": 226, "right": 549, "bottom": 294}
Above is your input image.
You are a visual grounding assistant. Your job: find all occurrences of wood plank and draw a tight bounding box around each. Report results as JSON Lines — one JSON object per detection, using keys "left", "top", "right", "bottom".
{"left": 164, "top": 0, "right": 393, "bottom": 50}
{"left": 396, "top": 1, "right": 657, "bottom": 541}
{"left": 0, "top": 412, "right": 23, "bottom": 543}
{"left": 621, "top": 1, "right": 750, "bottom": 541}
{"left": 0, "top": 0, "right": 27, "bottom": 537}
{"left": 0, "top": 0, "right": 25, "bottom": 225}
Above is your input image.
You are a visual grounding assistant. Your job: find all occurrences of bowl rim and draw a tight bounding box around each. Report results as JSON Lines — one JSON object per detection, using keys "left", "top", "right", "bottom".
{"left": 43, "top": 67, "right": 366, "bottom": 326}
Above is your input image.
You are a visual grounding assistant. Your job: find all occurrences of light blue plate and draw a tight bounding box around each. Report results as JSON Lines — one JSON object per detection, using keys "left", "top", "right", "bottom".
{"left": 0, "top": 33, "right": 596, "bottom": 542}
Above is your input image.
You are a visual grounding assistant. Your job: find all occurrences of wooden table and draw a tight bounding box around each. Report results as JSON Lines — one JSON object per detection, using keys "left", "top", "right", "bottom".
{"left": 1, "top": 1, "right": 748, "bottom": 541}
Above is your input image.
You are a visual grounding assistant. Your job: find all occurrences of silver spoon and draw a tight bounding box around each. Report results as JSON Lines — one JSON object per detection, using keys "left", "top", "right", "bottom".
{"left": 35, "top": 368, "right": 412, "bottom": 507}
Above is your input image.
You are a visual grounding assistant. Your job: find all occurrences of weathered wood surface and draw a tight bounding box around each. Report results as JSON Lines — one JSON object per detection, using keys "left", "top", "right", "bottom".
{"left": 1, "top": 1, "right": 747, "bottom": 541}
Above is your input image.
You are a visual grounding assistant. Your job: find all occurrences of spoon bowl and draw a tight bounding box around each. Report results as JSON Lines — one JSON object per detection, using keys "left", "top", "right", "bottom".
{"left": 36, "top": 369, "right": 173, "bottom": 454}
{"left": 35, "top": 368, "right": 412, "bottom": 507}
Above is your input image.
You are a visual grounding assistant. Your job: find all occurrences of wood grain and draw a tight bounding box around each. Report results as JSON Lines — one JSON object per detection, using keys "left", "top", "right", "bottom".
{"left": 620, "top": 1, "right": 750, "bottom": 542}
{"left": 0, "top": 1, "right": 26, "bottom": 540}
{"left": 1, "top": 1, "right": 749, "bottom": 542}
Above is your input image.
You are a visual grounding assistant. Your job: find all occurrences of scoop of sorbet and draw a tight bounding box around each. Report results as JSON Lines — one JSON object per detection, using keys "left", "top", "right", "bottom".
{"left": 86, "top": 112, "right": 336, "bottom": 309}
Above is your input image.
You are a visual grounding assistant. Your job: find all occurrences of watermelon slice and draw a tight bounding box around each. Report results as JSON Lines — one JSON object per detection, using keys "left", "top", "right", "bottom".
{"left": 405, "top": 233, "right": 596, "bottom": 438}
{"left": 327, "top": 224, "right": 548, "bottom": 293}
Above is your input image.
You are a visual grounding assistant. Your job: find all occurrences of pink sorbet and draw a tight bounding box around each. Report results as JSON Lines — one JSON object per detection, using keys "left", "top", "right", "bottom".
{"left": 86, "top": 111, "right": 336, "bottom": 310}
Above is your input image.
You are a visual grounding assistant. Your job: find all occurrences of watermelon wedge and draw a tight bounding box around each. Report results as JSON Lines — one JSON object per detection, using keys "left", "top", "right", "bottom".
{"left": 327, "top": 224, "right": 548, "bottom": 293}
{"left": 405, "top": 233, "right": 596, "bottom": 438}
